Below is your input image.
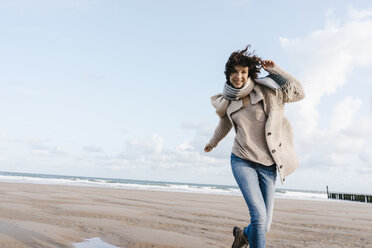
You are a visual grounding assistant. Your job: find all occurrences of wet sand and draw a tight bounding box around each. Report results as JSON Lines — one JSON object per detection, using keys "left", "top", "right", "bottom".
{"left": 0, "top": 182, "right": 371, "bottom": 248}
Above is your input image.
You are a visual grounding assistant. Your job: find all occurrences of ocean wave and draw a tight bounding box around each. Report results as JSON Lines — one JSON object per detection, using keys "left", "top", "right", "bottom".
{"left": 0, "top": 172, "right": 327, "bottom": 200}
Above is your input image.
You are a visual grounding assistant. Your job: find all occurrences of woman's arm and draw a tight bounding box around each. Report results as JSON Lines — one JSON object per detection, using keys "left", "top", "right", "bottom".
{"left": 262, "top": 60, "right": 305, "bottom": 103}
{"left": 204, "top": 115, "right": 232, "bottom": 152}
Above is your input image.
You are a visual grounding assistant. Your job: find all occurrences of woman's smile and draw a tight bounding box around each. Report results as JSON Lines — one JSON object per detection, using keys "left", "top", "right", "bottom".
{"left": 229, "top": 65, "right": 249, "bottom": 88}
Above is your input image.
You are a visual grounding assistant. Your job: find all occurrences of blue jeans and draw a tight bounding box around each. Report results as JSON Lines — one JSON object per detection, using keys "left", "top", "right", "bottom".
{"left": 230, "top": 153, "right": 277, "bottom": 248}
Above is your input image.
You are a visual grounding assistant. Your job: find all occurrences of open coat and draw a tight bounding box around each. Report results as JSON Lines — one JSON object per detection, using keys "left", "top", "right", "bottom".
{"left": 208, "top": 65, "right": 305, "bottom": 183}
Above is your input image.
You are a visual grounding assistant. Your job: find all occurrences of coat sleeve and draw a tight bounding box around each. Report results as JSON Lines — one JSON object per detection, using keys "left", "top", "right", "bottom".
{"left": 207, "top": 114, "right": 232, "bottom": 148}
{"left": 265, "top": 65, "right": 305, "bottom": 103}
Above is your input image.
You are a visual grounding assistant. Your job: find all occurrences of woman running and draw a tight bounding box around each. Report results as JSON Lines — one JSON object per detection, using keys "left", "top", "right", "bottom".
{"left": 204, "top": 45, "right": 305, "bottom": 248}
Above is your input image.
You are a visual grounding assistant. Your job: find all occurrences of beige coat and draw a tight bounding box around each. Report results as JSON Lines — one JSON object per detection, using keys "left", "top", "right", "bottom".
{"left": 208, "top": 65, "right": 305, "bottom": 183}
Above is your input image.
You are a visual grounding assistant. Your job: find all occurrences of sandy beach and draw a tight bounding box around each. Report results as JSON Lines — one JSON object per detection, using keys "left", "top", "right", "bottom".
{"left": 0, "top": 182, "right": 371, "bottom": 248}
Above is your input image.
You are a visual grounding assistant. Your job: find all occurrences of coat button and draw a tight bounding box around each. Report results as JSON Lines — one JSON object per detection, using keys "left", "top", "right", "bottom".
{"left": 267, "top": 132, "right": 272, "bottom": 136}
{"left": 279, "top": 165, "right": 283, "bottom": 169}
{"left": 283, "top": 178, "right": 285, "bottom": 182}
{"left": 271, "top": 149, "right": 276, "bottom": 153}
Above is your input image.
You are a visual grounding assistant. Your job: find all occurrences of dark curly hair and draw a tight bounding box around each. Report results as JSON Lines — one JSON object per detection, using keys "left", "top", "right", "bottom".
{"left": 224, "top": 45, "right": 262, "bottom": 84}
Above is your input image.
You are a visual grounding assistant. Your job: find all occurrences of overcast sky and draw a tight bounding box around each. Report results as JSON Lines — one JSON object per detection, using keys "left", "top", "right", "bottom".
{"left": 0, "top": 0, "right": 371, "bottom": 194}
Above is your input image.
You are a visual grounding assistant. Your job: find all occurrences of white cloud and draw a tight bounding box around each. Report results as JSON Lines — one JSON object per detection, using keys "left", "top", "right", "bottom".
{"left": 6, "top": 136, "right": 45, "bottom": 145}
{"left": 280, "top": 6, "right": 372, "bottom": 136}
{"left": 359, "top": 149, "right": 372, "bottom": 165}
{"left": 330, "top": 152, "right": 345, "bottom": 165}
{"left": 117, "top": 132, "right": 227, "bottom": 172}
{"left": 31, "top": 145, "right": 68, "bottom": 157}
{"left": 126, "top": 134, "right": 164, "bottom": 156}
{"left": 0, "top": 130, "right": 6, "bottom": 139}
{"left": 348, "top": 5, "right": 372, "bottom": 21}
{"left": 330, "top": 97, "right": 362, "bottom": 131}
{"left": 0, "top": 133, "right": 69, "bottom": 157}
{"left": 341, "top": 115, "right": 372, "bottom": 137}
{"left": 83, "top": 145, "right": 104, "bottom": 153}
{"left": 279, "top": 6, "right": 372, "bottom": 190}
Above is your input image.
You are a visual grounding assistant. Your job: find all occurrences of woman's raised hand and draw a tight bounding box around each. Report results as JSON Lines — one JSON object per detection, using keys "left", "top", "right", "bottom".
{"left": 261, "top": 59, "right": 275, "bottom": 70}
{"left": 204, "top": 144, "right": 213, "bottom": 152}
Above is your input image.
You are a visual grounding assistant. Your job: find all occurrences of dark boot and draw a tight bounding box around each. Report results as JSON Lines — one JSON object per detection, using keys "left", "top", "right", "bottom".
{"left": 231, "top": 226, "right": 249, "bottom": 248}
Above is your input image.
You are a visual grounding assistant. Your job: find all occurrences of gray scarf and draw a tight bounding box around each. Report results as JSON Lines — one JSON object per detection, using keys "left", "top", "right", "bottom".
{"left": 212, "top": 77, "right": 279, "bottom": 117}
{"left": 222, "top": 77, "right": 255, "bottom": 101}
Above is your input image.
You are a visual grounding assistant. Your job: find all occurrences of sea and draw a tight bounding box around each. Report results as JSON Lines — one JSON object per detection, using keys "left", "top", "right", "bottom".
{"left": 0, "top": 171, "right": 328, "bottom": 201}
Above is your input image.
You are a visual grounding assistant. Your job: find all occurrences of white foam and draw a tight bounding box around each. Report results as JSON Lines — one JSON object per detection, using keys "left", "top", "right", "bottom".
{"left": 275, "top": 190, "right": 328, "bottom": 201}
{"left": 0, "top": 174, "right": 331, "bottom": 201}
{"left": 0, "top": 175, "right": 241, "bottom": 195}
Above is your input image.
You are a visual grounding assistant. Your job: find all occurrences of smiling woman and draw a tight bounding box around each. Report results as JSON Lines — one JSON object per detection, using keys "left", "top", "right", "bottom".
{"left": 204, "top": 45, "right": 305, "bottom": 248}
{"left": 229, "top": 66, "right": 248, "bottom": 89}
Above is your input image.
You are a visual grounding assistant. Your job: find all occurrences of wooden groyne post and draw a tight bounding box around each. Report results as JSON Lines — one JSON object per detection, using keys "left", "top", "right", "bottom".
{"left": 326, "top": 186, "right": 372, "bottom": 203}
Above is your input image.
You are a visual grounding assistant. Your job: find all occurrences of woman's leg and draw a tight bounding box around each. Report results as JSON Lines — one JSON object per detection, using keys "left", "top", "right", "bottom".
{"left": 257, "top": 163, "right": 277, "bottom": 232}
{"left": 230, "top": 154, "right": 268, "bottom": 248}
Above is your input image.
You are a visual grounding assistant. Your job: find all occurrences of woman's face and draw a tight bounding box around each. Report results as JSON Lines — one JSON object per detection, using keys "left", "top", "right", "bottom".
{"left": 229, "top": 65, "right": 249, "bottom": 89}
